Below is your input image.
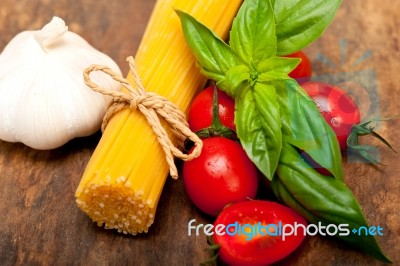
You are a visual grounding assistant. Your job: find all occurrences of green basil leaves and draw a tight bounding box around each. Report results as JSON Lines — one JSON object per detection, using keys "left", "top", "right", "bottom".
{"left": 274, "top": 79, "right": 344, "bottom": 180}
{"left": 272, "top": 144, "right": 391, "bottom": 263}
{"left": 273, "top": 0, "right": 343, "bottom": 55}
{"left": 235, "top": 83, "right": 282, "bottom": 179}
{"left": 176, "top": 10, "right": 237, "bottom": 86}
{"left": 230, "top": 0, "right": 276, "bottom": 65}
{"left": 178, "top": 0, "right": 389, "bottom": 261}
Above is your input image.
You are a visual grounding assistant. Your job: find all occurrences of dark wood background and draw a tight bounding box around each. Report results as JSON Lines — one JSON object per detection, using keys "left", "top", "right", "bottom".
{"left": 0, "top": 0, "right": 399, "bottom": 265}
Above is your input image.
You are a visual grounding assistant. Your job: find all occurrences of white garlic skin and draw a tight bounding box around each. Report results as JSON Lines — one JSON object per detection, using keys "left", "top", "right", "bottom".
{"left": 0, "top": 17, "right": 122, "bottom": 150}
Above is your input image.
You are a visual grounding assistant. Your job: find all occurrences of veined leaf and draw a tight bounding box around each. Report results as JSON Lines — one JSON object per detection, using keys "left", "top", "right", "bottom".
{"left": 257, "top": 57, "right": 300, "bottom": 82}
{"left": 230, "top": 0, "right": 276, "bottom": 65}
{"left": 272, "top": 144, "right": 391, "bottom": 263}
{"left": 235, "top": 83, "right": 282, "bottom": 180}
{"left": 176, "top": 10, "right": 237, "bottom": 82}
{"left": 218, "top": 65, "right": 251, "bottom": 97}
{"left": 274, "top": 0, "right": 343, "bottom": 55}
{"left": 274, "top": 79, "right": 343, "bottom": 180}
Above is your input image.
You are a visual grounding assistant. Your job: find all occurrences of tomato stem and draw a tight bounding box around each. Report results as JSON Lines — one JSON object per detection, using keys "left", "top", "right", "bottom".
{"left": 211, "top": 84, "right": 224, "bottom": 129}
{"left": 347, "top": 116, "right": 398, "bottom": 163}
{"left": 195, "top": 85, "right": 238, "bottom": 140}
{"left": 199, "top": 236, "right": 220, "bottom": 266}
{"left": 199, "top": 254, "right": 218, "bottom": 266}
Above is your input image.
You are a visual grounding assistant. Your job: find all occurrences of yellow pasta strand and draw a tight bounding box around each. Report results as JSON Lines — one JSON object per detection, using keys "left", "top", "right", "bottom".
{"left": 75, "top": 0, "right": 243, "bottom": 235}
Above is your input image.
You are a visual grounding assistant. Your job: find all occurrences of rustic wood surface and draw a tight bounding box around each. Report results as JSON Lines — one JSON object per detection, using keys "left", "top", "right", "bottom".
{"left": 0, "top": 0, "right": 399, "bottom": 265}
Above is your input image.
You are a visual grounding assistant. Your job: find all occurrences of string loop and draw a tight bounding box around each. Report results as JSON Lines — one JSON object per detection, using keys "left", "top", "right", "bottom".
{"left": 83, "top": 56, "right": 203, "bottom": 179}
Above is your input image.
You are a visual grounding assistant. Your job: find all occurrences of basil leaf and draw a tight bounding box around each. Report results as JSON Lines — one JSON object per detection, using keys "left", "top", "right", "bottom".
{"left": 274, "top": 0, "right": 343, "bottom": 55}
{"left": 274, "top": 85, "right": 292, "bottom": 137}
{"left": 218, "top": 65, "right": 250, "bottom": 97}
{"left": 230, "top": 0, "right": 276, "bottom": 65}
{"left": 257, "top": 57, "right": 300, "bottom": 82}
{"left": 235, "top": 83, "right": 282, "bottom": 180}
{"left": 272, "top": 175, "right": 318, "bottom": 223}
{"left": 274, "top": 79, "right": 343, "bottom": 180}
{"left": 176, "top": 10, "right": 237, "bottom": 82}
{"left": 272, "top": 144, "right": 391, "bottom": 263}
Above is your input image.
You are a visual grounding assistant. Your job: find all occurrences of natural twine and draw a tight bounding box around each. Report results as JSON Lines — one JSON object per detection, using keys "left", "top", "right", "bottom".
{"left": 83, "top": 56, "right": 203, "bottom": 179}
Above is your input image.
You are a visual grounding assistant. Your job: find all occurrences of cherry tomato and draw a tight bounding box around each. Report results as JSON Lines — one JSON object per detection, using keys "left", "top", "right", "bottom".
{"left": 285, "top": 51, "right": 312, "bottom": 83}
{"left": 188, "top": 85, "right": 236, "bottom": 132}
{"left": 213, "top": 200, "right": 307, "bottom": 266}
{"left": 183, "top": 137, "right": 258, "bottom": 216}
{"left": 301, "top": 82, "right": 361, "bottom": 150}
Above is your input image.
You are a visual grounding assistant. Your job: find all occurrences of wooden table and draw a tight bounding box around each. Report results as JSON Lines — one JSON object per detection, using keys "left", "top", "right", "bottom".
{"left": 0, "top": 1, "right": 399, "bottom": 265}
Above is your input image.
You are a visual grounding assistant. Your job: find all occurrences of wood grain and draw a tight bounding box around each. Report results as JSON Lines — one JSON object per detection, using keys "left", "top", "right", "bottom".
{"left": 0, "top": 0, "right": 399, "bottom": 265}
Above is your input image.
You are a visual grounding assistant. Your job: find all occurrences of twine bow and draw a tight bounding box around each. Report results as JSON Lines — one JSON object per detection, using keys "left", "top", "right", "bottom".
{"left": 83, "top": 56, "right": 203, "bottom": 179}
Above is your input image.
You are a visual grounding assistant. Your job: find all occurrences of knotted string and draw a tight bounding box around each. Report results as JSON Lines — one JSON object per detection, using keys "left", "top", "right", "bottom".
{"left": 83, "top": 56, "right": 203, "bottom": 179}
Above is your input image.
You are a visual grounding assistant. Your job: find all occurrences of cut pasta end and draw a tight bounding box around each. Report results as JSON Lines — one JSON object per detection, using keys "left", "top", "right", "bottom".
{"left": 76, "top": 182, "right": 156, "bottom": 235}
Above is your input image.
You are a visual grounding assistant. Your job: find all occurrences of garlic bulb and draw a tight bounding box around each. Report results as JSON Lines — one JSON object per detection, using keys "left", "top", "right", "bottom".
{"left": 0, "top": 17, "right": 122, "bottom": 150}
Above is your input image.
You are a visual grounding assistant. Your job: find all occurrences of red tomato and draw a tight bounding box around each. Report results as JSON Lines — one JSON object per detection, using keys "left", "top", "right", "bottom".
{"left": 301, "top": 82, "right": 361, "bottom": 150}
{"left": 188, "top": 85, "right": 236, "bottom": 132}
{"left": 183, "top": 137, "right": 258, "bottom": 216}
{"left": 213, "top": 200, "right": 307, "bottom": 266}
{"left": 285, "top": 51, "right": 312, "bottom": 82}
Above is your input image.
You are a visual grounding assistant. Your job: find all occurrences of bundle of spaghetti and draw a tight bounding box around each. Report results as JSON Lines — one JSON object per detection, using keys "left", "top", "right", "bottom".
{"left": 75, "top": 0, "right": 243, "bottom": 235}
